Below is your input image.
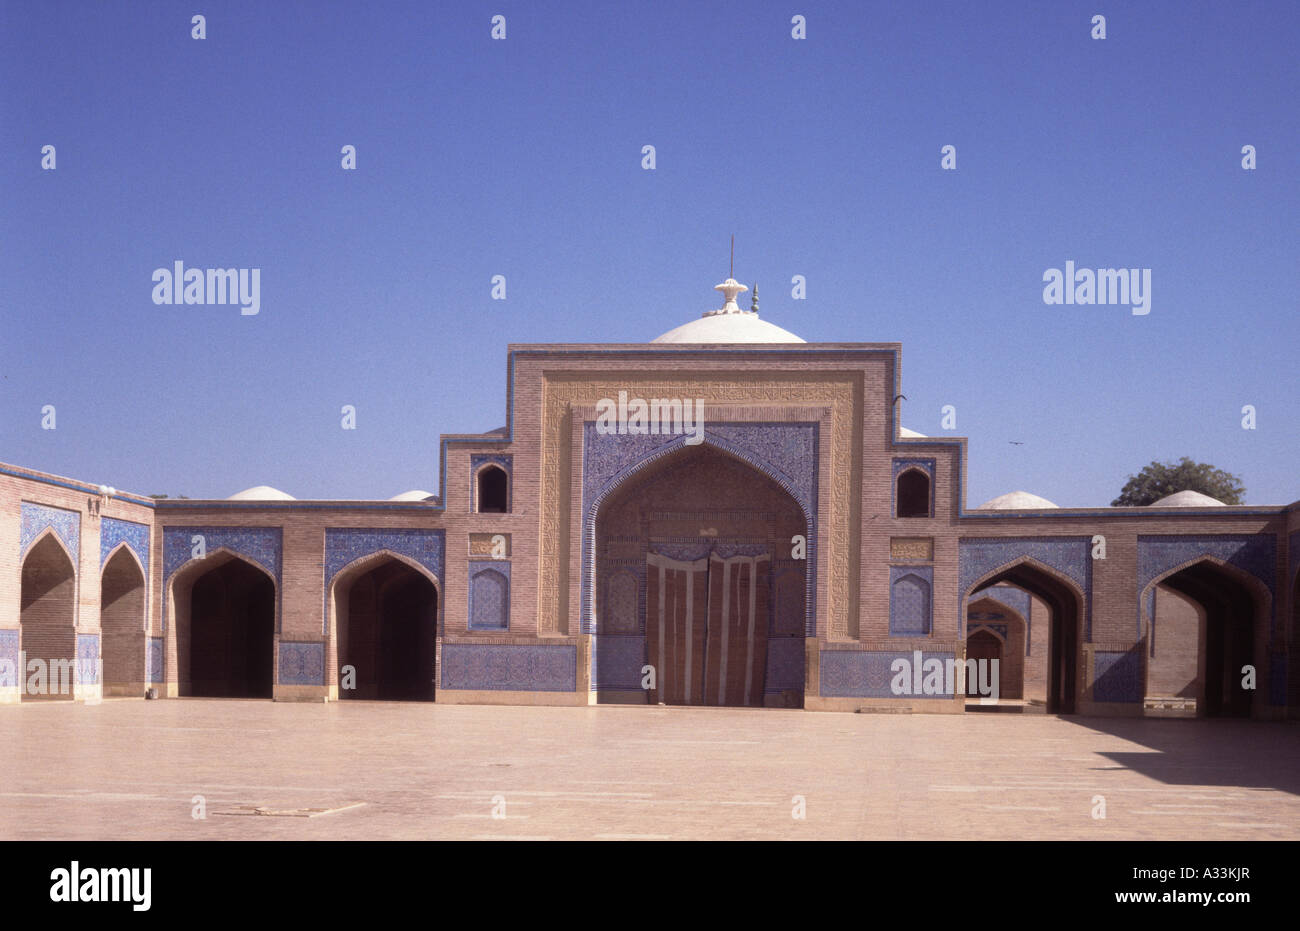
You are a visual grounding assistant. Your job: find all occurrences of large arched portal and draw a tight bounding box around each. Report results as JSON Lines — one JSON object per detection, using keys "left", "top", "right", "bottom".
{"left": 965, "top": 562, "right": 1081, "bottom": 714}
{"left": 333, "top": 556, "right": 438, "bottom": 701}
{"left": 175, "top": 554, "right": 275, "bottom": 698}
{"left": 1147, "top": 560, "right": 1260, "bottom": 718}
{"left": 20, "top": 533, "right": 77, "bottom": 701}
{"left": 101, "top": 547, "right": 146, "bottom": 695}
{"left": 595, "top": 444, "right": 807, "bottom": 708}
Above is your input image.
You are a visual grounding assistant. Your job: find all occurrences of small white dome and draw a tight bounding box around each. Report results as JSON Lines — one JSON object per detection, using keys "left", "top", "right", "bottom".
{"left": 228, "top": 485, "right": 295, "bottom": 501}
{"left": 977, "top": 491, "right": 1059, "bottom": 510}
{"left": 1148, "top": 490, "right": 1226, "bottom": 507}
{"left": 389, "top": 489, "right": 437, "bottom": 501}
{"left": 899, "top": 426, "right": 927, "bottom": 438}
{"left": 652, "top": 312, "right": 805, "bottom": 344}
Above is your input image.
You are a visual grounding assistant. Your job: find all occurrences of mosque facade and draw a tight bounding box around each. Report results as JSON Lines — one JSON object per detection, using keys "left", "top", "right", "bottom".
{"left": 3, "top": 279, "right": 1297, "bottom": 717}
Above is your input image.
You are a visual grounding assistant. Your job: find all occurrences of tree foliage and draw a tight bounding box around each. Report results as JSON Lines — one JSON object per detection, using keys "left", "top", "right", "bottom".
{"left": 1111, "top": 457, "right": 1245, "bottom": 507}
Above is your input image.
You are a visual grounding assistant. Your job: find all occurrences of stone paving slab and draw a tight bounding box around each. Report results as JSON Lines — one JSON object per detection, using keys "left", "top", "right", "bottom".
{"left": 1, "top": 700, "right": 1297, "bottom": 840}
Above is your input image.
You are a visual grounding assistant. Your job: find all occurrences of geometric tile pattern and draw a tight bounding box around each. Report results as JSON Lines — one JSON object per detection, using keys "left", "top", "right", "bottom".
{"left": 440, "top": 643, "right": 577, "bottom": 692}
{"left": 1092, "top": 649, "right": 1141, "bottom": 703}
{"left": 468, "top": 561, "right": 510, "bottom": 631}
{"left": 76, "top": 634, "right": 100, "bottom": 685}
{"left": 147, "top": 637, "right": 164, "bottom": 683}
{"left": 100, "top": 517, "right": 150, "bottom": 575}
{"left": 890, "top": 566, "right": 932, "bottom": 635}
{"left": 0, "top": 629, "right": 19, "bottom": 688}
{"left": 819, "top": 649, "right": 955, "bottom": 698}
{"left": 278, "top": 641, "right": 325, "bottom": 686}
{"left": 19, "top": 501, "right": 80, "bottom": 561}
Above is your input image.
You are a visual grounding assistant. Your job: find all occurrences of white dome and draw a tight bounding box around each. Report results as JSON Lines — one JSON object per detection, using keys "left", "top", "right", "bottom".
{"left": 228, "top": 485, "right": 295, "bottom": 501}
{"left": 390, "top": 489, "right": 437, "bottom": 501}
{"left": 899, "top": 426, "right": 927, "bottom": 438}
{"left": 977, "top": 491, "right": 1059, "bottom": 510}
{"left": 1148, "top": 490, "right": 1226, "bottom": 507}
{"left": 652, "top": 312, "right": 805, "bottom": 344}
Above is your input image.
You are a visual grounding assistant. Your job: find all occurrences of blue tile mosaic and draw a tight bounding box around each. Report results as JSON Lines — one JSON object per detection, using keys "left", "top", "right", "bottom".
{"left": 163, "top": 526, "right": 282, "bottom": 631}
{"left": 958, "top": 537, "right": 1091, "bottom": 640}
{"left": 581, "top": 421, "right": 819, "bottom": 638}
{"left": 593, "top": 635, "right": 647, "bottom": 690}
{"left": 324, "top": 528, "right": 445, "bottom": 633}
{"left": 765, "top": 637, "right": 805, "bottom": 692}
{"left": 278, "top": 641, "right": 325, "bottom": 686}
{"left": 76, "top": 634, "right": 100, "bottom": 685}
{"left": 468, "top": 561, "right": 510, "bottom": 631}
{"left": 147, "top": 637, "right": 164, "bottom": 683}
{"left": 0, "top": 630, "right": 19, "bottom": 688}
{"left": 20, "top": 502, "right": 80, "bottom": 562}
{"left": 1137, "top": 534, "right": 1277, "bottom": 637}
{"left": 100, "top": 517, "right": 150, "bottom": 576}
{"left": 1093, "top": 649, "right": 1141, "bottom": 703}
{"left": 441, "top": 643, "right": 577, "bottom": 692}
{"left": 889, "top": 566, "right": 933, "bottom": 635}
{"left": 819, "top": 650, "right": 956, "bottom": 698}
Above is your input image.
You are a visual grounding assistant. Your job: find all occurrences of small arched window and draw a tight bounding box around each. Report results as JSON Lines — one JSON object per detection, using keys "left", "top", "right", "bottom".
{"left": 896, "top": 468, "right": 931, "bottom": 518}
{"left": 476, "top": 465, "right": 509, "bottom": 513}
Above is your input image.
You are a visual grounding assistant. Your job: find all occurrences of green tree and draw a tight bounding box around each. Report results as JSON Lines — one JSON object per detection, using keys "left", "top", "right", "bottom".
{"left": 1111, "top": 457, "right": 1245, "bottom": 506}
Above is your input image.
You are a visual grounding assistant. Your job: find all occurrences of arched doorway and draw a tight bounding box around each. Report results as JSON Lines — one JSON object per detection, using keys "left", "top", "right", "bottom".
{"left": 964, "top": 629, "right": 1003, "bottom": 697}
{"left": 101, "top": 546, "right": 146, "bottom": 695}
{"left": 1147, "top": 560, "right": 1261, "bottom": 718}
{"left": 965, "top": 561, "right": 1081, "bottom": 714}
{"left": 20, "top": 533, "right": 77, "bottom": 701}
{"left": 594, "top": 443, "right": 807, "bottom": 707}
{"left": 173, "top": 553, "right": 275, "bottom": 698}
{"left": 332, "top": 555, "right": 438, "bottom": 701}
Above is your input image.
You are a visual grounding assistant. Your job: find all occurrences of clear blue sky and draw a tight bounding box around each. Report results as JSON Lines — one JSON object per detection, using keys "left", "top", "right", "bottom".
{"left": 2, "top": 0, "right": 1296, "bottom": 505}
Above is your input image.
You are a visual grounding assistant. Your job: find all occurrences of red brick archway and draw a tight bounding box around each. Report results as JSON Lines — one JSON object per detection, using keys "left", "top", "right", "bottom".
{"left": 19, "top": 532, "right": 77, "bottom": 702}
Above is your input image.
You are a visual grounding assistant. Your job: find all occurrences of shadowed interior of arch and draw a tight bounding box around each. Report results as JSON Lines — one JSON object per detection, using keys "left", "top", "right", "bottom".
{"left": 181, "top": 556, "right": 274, "bottom": 698}
{"left": 19, "top": 533, "right": 77, "bottom": 701}
{"left": 969, "top": 564, "right": 1079, "bottom": 714}
{"left": 336, "top": 558, "right": 437, "bottom": 700}
{"left": 1151, "top": 561, "right": 1257, "bottom": 718}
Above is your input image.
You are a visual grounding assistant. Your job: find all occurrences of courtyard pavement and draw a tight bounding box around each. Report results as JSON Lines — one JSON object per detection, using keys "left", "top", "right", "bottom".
{"left": 1, "top": 699, "right": 1297, "bottom": 840}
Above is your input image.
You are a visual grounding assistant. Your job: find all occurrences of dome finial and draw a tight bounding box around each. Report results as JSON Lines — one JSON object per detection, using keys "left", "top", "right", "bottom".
{"left": 706, "top": 235, "right": 748, "bottom": 316}
{"left": 750, "top": 283, "right": 759, "bottom": 313}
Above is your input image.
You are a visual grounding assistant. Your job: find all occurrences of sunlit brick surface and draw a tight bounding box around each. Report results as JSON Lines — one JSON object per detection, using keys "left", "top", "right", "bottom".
{"left": 1, "top": 701, "right": 1297, "bottom": 840}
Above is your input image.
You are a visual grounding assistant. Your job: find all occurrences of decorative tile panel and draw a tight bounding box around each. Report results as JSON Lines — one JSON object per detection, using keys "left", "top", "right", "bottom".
{"left": 76, "top": 634, "right": 100, "bottom": 685}
{"left": 147, "top": 637, "right": 164, "bottom": 683}
{"left": 819, "top": 649, "right": 955, "bottom": 698}
{"left": 324, "top": 528, "right": 444, "bottom": 634}
{"left": 163, "top": 526, "right": 282, "bottom": 632}
{"left": 20, "top": 502, "right": 79, "bottom": 561}
{"left": 889, "top": 566, "right": 933, "bottom": 635}
{"left": 0, "top": 630, "right": 19, "bottom": 688}
{"left": 468, "top": 561, "right": 510, "bottom": 631}
{"left": 1093, "top": 649, "right": 1141, "bottom": 703}
{"left": 890, "top": 537, "right": 933, "bottom": 561}
{"left": 278, "top": 641, "right": 325, "bottom": 686}
{"left": 100, "top": 517, "right": 150, "bottom": 575}
{"left": 441, "top": 643, "right": 577, "bottom": 692}
{"left": 593, "top": 635, "right": 646, "bottom": 690}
